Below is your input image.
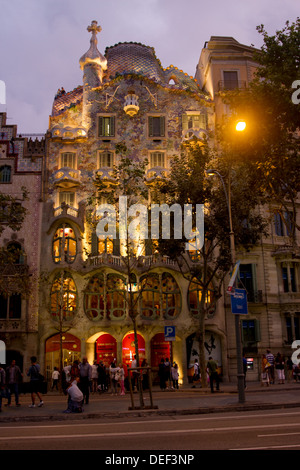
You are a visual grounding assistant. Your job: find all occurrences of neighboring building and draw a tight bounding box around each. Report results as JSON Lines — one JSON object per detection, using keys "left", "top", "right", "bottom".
{"left": 196, "top": 36, "right": 300, "bottom": 381}
{"left": 0, "top": 112, "right": 44, "bottom": 371}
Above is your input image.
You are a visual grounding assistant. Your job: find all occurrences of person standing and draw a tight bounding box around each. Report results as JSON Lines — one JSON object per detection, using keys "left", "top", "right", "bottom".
{"left": 78, "top": 357, "right": 92, "bottom": 404}
{"left": 118, "top": 363, "right": 125, "bottom": 396}
{"left": 0, "top": 364, "right": 6, "bottom": 412}
{"left": 207, "top": 356, "right": 220, "bottom": 393}
{"left": 275, "top": 352, "right": 285, "bottom": 384}
{"left": 171, "top": 362, "right": 179, "bottom": 389}
{"left": 286, "top": 356, "right": 294, "bottom": 382}
{"left": 26, "top": 356, "right": 44, "bottom": 408}
{"left": 109, "top": 362, "right": 119, "bottom": 395}
{"left": 266, "top": 350, "right": 275, "bottom": 384}
{"left": 51, "top": 367, "right": 60, "bottom": 391}
{"left": 6, "top": 359, "right": 22, "bottom": 406}
{"left": 91, "top": 360, "right": 99, "bottom": 393}
{"left": 158, "top": 358, "right": 166, "bottom": 391}
{"left": 97, "top": 362, "right": 106, "bottom": 392}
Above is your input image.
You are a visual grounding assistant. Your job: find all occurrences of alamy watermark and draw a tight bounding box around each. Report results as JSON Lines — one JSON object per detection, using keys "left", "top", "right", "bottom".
{"left": 292, "top": 80, "right": 300, "bottom": 104}
{"left": 96, "top": 196, "right": 204, "bottom": 251}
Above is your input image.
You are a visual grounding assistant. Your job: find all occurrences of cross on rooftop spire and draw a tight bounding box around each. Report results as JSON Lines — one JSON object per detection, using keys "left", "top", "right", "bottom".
{"left": 87, "top": 20, "right": 102, "bottom": 36}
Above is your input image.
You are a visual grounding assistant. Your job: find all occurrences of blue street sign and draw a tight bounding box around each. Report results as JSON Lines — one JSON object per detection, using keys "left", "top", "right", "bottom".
{"left": 164, "top": 326, "right": 176, "bottom": 341}
{"left": 231, "top": 288, "right": 248, "bottom": 314}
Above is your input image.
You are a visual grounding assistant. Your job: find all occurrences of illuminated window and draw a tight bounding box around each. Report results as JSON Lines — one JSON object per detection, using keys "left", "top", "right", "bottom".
{"left": 84, "top": 275, "right": 105, "bottom": 321}
{"left": 98, "top": 116, "right": 115, "bottom": 137}
{"left": 150, "top": 152, "right": 165, "bottom": 168}
{"left": 98, "top": 151, "right": 114, "bottom": 168}
{"left": 60, "top": 152, "right": 76, "bottom": 169}
{"left": 188, "top": 277, "right": 214, "bottom": 318}
{"left": 52, "top": 224, "right": 77, "bottom": 264}
{"left": 141, "top": 274, "right": 160, "bottom": 319}
{"left": 59, "top": 191, "right": 75, "bottom": 207}
{"left": 50, "top": 273, "right": 77, "bottom": 320}
{"left": 161, "top": 273, "right": 181, "bottom": 319}
{"left": 106, "top": 275, "right": 126, "bottom": 320}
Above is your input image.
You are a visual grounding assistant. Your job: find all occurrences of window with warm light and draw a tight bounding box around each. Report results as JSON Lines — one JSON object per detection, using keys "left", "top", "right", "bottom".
{"left": 98, "top": 151, "right": 114, "bottom": 168}
{"left": 52, "top": 224, "right": 77, "bottom": 264}
{"left": 50, "top": 274, "right": 77, "bottom": 320}
{"left": 188, "top": 277, "right": 214, "bottom": 318}
{"left": 60, "top": 152, "right": 76, "bottom": 169}
{"left": 84, "top": 275, "right": 105, "bottom": 321}
{"left": 106, "top": 274, "right": 126, "bottom": 320}
{"left": 149, "top": 152, "right": 165, "bottom": 168}
{"left": 98, "top": 115, "right": 115, "bottom": 138}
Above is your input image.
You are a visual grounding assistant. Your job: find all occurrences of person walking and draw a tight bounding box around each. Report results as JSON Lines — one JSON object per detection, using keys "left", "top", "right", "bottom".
{"left": 51, "top": 367, "right": 60, "bottom": 391}
{"left": 78, "top": 357, "right": 92, "bottom": 404}
{"left": 6, "top": 359, "right": 22, "bottom": 406}
{"left": 26, "top": 356, "right": 44, "bottom": 408}
{"left": 261, "top": 354, "right": 270, "bottom": 386}
{"left": 207, "top": 357, "right": 220, "bottom": 393}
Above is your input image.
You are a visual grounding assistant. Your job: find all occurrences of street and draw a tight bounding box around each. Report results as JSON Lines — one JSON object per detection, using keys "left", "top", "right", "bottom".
{"left": 1, "top": 408, "right": 300, "bottom": 451}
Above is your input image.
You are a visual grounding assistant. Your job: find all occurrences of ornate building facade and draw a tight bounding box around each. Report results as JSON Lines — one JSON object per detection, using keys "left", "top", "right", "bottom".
{"left": 1, "top": 24, "right": 299, "bottom": 386}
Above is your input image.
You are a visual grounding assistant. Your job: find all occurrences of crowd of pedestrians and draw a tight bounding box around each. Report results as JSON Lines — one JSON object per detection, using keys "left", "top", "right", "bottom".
{"left": 261, "top": 349, "right": 299, "bottom": 386}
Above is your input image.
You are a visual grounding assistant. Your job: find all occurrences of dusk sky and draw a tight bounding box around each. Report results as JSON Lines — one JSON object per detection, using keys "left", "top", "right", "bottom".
{"left": 0, "top": 0, "right": 298, "bottom": 133}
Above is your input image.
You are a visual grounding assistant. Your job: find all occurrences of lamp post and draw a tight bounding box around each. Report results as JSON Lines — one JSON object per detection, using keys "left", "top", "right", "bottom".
{"left": 206, "top": 167, "right": 246, "bottom": 404}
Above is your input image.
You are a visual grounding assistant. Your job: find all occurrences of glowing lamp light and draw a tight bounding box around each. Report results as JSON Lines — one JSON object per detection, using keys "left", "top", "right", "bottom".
{"left": 235, "top": 120, "right": 246, "bottom": 132}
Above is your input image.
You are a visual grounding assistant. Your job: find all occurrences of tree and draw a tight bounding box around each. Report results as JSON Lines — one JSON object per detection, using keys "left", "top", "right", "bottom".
{"left": 153, "top": 138, "right": 267, "bottom": 387}
{"left": 220, "top": 18, "right": 300, "bottom": 241}
{"left": 88, "top": 142, "right": 151, "bottom": 407}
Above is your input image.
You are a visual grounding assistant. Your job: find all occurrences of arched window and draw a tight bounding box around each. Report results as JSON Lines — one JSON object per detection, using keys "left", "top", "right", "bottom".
{"left": 140, "top": 272, "right": 181, "bottom": 320}
{"left": 84, "top": 275, "right": 105, "bottom": 321}
{"left": 0, "top": 165, "right": 11, "bottom": 183}
{"left": 50, "top": 273, "right": 77, "bottom": 321}
{"left": 106, "top": 274, "right": 126, "bottom": 320}
{"left": 141, "top": 273, "right": 160, "bottom": 319}
{"left": 161, "top": 273, "right": 181, "bottom": 319}
{"left": 188, "top": 277, "right": 215, "bottom": 318}
{"left": 53, "top": 224, "right": 77, "bottom": 263}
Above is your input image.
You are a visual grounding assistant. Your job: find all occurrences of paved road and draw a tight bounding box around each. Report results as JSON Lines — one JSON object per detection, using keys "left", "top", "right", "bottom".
{"left": 1, "top": 407, "right": 300, "bottom": 451}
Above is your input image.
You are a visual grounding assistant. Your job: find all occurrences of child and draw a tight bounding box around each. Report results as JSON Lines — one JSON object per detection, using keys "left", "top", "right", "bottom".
{"left": 63, "top": 377, "right": 83, "bottom": 413}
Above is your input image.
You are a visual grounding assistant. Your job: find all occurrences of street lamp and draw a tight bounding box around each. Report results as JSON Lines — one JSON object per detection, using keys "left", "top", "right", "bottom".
{"left": 206, "top": 167, "right": 245, "bottom": 404}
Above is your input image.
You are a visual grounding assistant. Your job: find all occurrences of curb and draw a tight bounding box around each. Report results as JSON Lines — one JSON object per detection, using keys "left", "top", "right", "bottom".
{"left": 1, "top": 400, "right": 300, "bottom": 423}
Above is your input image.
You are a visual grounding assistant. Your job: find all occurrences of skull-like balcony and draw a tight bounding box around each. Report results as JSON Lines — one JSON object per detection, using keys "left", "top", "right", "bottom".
{"left": 53, "top": 167, "right": 81, "bottom": 188}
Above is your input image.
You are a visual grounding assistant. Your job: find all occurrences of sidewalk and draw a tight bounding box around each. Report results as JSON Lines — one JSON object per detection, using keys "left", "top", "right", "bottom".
{"left": 1, "top": 381, "right": 300, "bottom": 422}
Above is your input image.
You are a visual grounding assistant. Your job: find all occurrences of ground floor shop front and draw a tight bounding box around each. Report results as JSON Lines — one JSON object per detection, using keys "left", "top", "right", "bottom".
{"left": 43, "top": 329, "right": 224, "bottom": 386}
